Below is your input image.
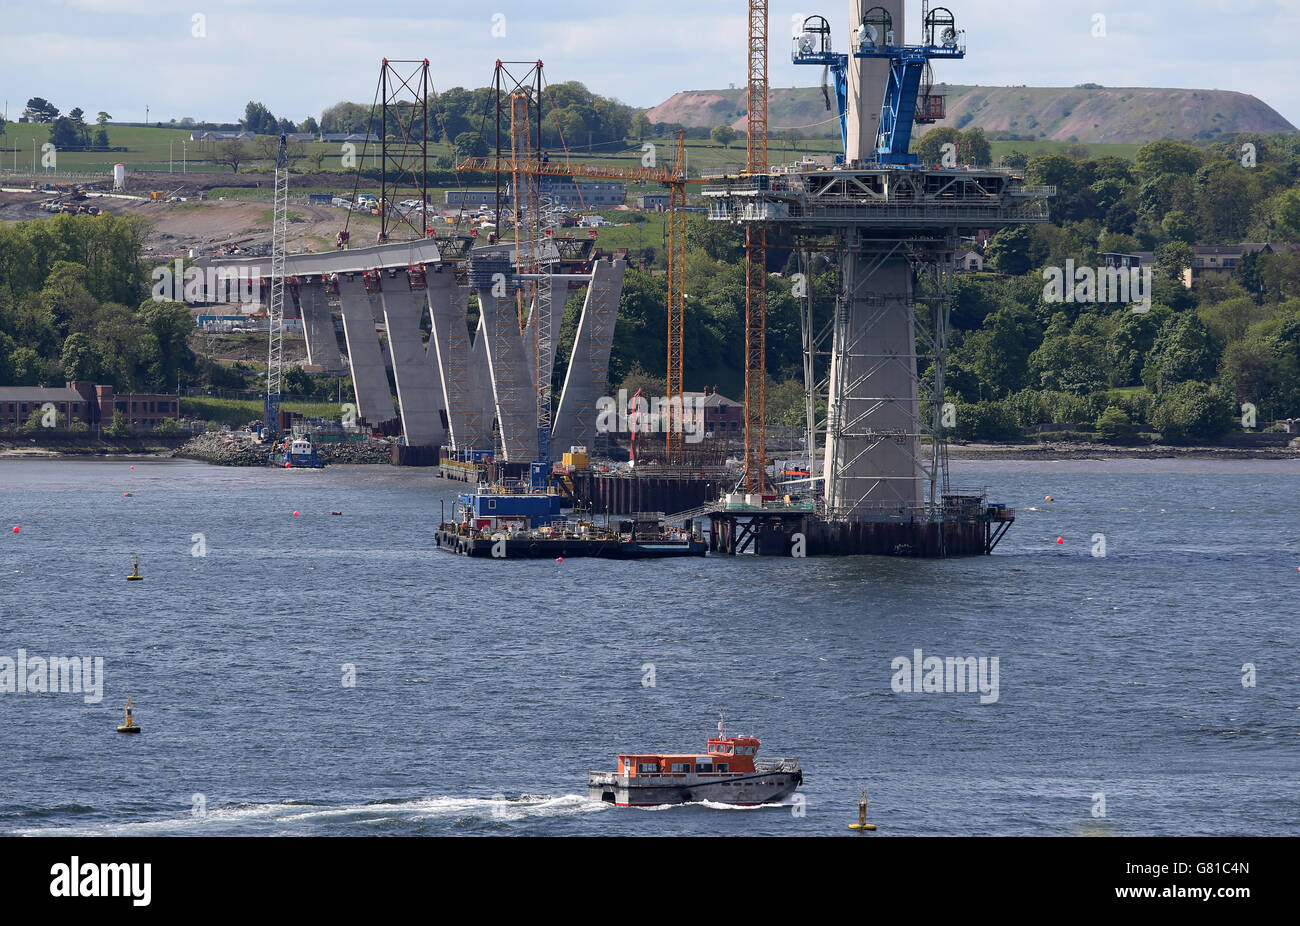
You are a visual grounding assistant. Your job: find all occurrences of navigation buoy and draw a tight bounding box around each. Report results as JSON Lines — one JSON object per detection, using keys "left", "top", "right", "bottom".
{"left": 127, "top": 555, "right": 143, "bottom": 581}
{"left": 292, "top": 511, "right": 300, "bottom": 517}
{"left": 129, "top": 465, "right": 135, "bottom": 470}
{"left": 848, "top": 788, "right": 876, "bottom": 832}
{"left": 1056, "top": 537, "right": 1064, "bottom": 544}
{"left": 123, "top": 492, "right": 132, "bottom": 497}
{"left": 11, "top": 526, "right": 18, "bottom": 533}
{"left": 116, "top": 697, "right": 141, "bottom": 734}
{"left": 556, "top": 556, "right": 563, "bottom": 563}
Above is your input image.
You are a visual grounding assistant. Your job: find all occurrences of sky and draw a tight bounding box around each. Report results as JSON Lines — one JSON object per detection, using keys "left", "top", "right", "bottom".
{"left": 3, "top": 0, "right": 1299, "bottom": 128}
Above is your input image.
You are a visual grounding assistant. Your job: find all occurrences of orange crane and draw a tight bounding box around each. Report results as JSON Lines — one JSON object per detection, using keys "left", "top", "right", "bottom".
{"left": 744, "top": 0, "right": 769, "bottom": 492}
{"left": 459, "top": 131, "right": 698, "bottom": 462}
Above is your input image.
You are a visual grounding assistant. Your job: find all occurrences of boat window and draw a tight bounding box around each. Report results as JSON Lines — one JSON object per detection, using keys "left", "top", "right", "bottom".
{"left": 716, "top": 763, "right": 728, "bottom": 772}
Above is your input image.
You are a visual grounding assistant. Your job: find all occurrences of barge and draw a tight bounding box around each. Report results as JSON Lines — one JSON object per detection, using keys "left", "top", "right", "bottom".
{"left": 435, "top": 485, "right": 706, "bottom": 559}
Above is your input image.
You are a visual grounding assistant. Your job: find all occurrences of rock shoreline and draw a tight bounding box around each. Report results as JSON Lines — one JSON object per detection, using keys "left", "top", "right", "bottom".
{"left": 170, "top": 431, "right": 393, "bottom": 466}
{"left": 947, "top": 440, "right": 1300, "bottom": 460}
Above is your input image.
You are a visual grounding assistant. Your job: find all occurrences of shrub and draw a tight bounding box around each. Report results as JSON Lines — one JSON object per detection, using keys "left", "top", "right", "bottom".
{"left": 953, "top": 400, "right": 1021, "bottom": 441}
{"left": 1095, "top": 406, "right": 1132, "bottom": 442}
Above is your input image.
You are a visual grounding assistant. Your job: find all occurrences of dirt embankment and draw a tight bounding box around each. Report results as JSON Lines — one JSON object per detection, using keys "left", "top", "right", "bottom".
{"left": 1, "top": 184, "right": 350, "bottom": 255}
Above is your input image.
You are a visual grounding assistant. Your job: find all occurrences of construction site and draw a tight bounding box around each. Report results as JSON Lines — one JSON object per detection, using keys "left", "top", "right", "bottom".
{"left": 67, "top": 2, "right": 1047, "bottom": 558}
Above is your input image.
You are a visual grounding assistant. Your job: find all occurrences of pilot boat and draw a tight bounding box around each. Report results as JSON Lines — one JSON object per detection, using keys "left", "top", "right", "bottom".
{"left": 588, "top": 718, "right": 802, "bottom": 807}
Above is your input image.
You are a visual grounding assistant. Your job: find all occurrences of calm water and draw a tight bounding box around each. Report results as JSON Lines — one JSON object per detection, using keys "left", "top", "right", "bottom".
{"left": 0, "top": 457, "right": 1297, "bottom": 836}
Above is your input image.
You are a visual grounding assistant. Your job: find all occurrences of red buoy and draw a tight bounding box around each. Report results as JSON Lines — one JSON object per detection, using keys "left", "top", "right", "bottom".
{"left": 293, "top": 511, "right": 300, "bottom": 517}
{"left": 1056, "top": 537, "right": 1064, "bottom": 544}
{"left": 11, "top": 526, "right": 18, "bottom": 533}
{"left": 556, "top": 557, "right": 563, "bottom": 563}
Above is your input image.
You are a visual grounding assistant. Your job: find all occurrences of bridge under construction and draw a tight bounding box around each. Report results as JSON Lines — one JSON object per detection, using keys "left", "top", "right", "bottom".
{"left": 697, "top": 0, "right": 1049, "bottom": 556}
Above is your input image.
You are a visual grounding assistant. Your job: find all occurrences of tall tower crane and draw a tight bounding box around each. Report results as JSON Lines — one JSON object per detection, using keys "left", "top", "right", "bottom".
{"left": 743, "top": 0, "right": 769, "bottom": 493}
{"left": 264, "top": 133, "right": 288, "bottom": 438}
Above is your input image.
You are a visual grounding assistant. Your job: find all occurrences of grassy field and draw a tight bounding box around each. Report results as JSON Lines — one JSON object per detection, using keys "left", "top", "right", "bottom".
{"left": 1, "top": 119, "right": 1146, "bottom": 184}
{"left": 181, "top": 396, "right": 342, "bottom": 428}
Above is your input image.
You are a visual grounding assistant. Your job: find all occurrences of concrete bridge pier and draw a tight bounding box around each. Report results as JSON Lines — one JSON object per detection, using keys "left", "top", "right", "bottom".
{"left": 380, "top": 269, "right": 446, "bottom": 448}
{"left": 336, "top": 274, "right": 396, "bottom": 428}
{"left": 297, "top": 276, "right": 344, "bottom": 372}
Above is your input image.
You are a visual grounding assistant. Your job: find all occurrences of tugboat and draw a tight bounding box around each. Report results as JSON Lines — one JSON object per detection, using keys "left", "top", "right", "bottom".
{"left": 588, "top": 717, "right": 802, "bottom": 806}
{"left": 268, "top": 436, "right": 324, "bottom": 469}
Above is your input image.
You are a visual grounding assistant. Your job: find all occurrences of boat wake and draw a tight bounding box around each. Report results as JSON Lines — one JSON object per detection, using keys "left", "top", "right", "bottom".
{"left": 9, "top": 793, "right": 606, "bottom": 836}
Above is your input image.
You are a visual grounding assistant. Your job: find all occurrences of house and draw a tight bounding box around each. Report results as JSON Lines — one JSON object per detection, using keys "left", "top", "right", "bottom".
{"left": 1100, "top": 251, "right": 1155, "bottom": 270}
{"left": 955, "top": 250, "right": 984, "bottom": 272}
{"left": 190, "top": 131, "right": 255, "bottom": 142}
{"left": 681, "top": 387, "right": 745, "bottom": 438}
{"left": 1182, "top": 243, "right": 1274, "bottom": 287}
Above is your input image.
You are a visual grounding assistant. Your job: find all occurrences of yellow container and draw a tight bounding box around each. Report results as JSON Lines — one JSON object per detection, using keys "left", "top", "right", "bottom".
{"left": 563, "top": 452, "right": 589, "bottom": 469}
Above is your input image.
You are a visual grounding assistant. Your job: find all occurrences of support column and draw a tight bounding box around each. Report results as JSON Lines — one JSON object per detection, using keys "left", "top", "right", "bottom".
{"left": 298, "top": 277, "right": 344, "bottom": 371}
{"left": 822, "top": 243, "right": 922, "bottom": 518}
{"left": 553, "top": 258, "right": 625, "bottom": 457}
{"left": 381, "top": 268, "right": 446, "bottom": 448}
{"left": 428, "top": 267, "right": 490, "bottom": 451}
{"left": 469, "top": 257, "right": 536, "bottom": 462}
{"left": 336, "top": 274, "right": 396, "bottom": 428}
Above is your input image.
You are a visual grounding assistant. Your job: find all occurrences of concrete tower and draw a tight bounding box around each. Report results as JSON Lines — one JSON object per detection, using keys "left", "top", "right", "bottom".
{"left": 845, "top": 0, "right": 904, "bottom": 164}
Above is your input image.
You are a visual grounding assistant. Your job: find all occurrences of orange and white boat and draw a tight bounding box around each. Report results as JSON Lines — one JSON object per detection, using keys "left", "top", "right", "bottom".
{"left": 588, "top": 718, "right": 802, "bottom": 807}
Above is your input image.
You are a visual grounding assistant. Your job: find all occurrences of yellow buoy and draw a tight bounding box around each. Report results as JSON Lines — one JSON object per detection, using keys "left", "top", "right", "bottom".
{"left": 848, "top": 787, "right": 876, "bottom": 831}
{"left": 126, "top": 555, "right": 143, "bottom": 581}
{"left": 116, "top": 696, "right": 141, "bottom": 734}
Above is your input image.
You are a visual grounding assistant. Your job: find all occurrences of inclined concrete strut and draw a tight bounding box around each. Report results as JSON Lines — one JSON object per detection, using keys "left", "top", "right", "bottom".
{"left": 296, "top": 277, "right": 345, "bottom": 372}
{"left": 552, "top": 258, "right": 625, "bottom": 456}
{"left": 380, "top": 271, "right": 447, "bottom": 448}
{"left": 335, "top": 275, "right": 396, "bottom": 427}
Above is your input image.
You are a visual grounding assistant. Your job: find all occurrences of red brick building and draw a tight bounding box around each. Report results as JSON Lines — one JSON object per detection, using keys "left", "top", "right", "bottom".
{"left": 0, "top": 382, "right": 179, "bottom": 431}
{"left": 0, "top": 386, "right": 89, "bottom": 430}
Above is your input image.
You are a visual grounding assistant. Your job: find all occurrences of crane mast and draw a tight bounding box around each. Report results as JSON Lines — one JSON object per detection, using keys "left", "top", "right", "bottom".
{"left": 264, "top": 133, "right": 288, "bottom": 437}
{"left": 743, "top": 0, "right": 769, "bottom": 493}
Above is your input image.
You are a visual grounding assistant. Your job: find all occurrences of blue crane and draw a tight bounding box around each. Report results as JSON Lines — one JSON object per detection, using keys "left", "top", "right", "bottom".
{"left": 792, "top": 5, "right": 964, "bottom": 165}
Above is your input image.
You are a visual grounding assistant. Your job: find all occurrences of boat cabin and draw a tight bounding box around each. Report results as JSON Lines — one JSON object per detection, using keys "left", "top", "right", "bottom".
{"left": 459, "top": 489, "right": 564, "bottom": 532}
{"left": 616, "top": 736, "right": 762, "bottom": 777}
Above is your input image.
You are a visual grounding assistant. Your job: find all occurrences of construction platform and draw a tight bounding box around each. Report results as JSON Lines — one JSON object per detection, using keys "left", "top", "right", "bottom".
{"left": 696, "top": 493, "right": 1014, "bottom": 557}
{"left": 565, "top": 469, "right": 734, "bottom": 516}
